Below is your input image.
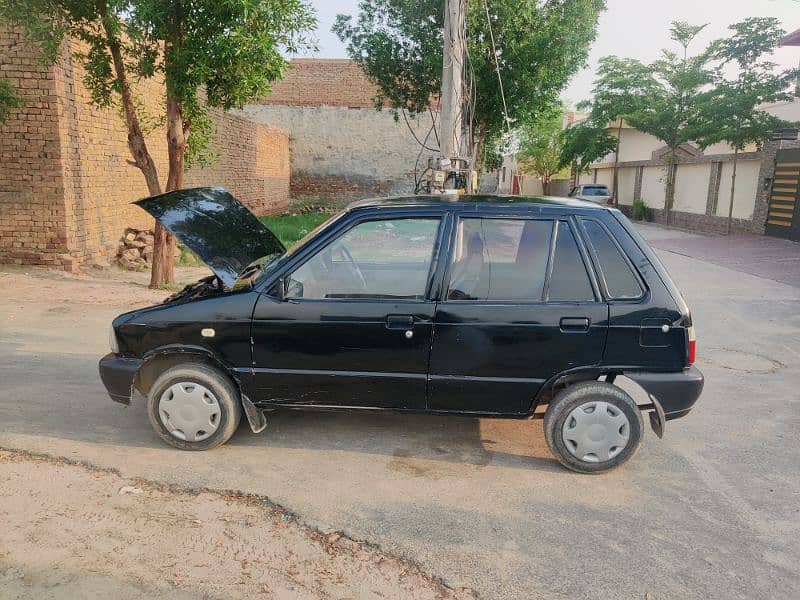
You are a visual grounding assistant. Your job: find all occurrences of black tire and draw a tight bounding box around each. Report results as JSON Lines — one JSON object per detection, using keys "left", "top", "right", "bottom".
{"left": 146, "top": 363, "right": 242, "bottom": 451}
{"left": 544, "top": 381, "right": 643, "bottom": 474}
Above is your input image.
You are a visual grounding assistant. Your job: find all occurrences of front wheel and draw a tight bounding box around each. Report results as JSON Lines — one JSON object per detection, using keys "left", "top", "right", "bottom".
{"left": 544, "top": 381, "right": 643, "bottom": 474}
{"left": 146, "top": 363, "right": 242, "bottom": 451}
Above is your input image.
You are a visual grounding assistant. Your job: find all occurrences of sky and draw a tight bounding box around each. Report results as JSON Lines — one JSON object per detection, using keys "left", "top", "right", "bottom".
{"left": 299, "top": 0, "right": 800, "bottom": 105}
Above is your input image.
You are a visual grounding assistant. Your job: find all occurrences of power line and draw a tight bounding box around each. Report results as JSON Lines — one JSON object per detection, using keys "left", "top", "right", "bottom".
{"left": 401, "top": 108, "right": 439, "bottom": 152}
{"left": 482, "top": 0, "right": 511, "bottom": 136}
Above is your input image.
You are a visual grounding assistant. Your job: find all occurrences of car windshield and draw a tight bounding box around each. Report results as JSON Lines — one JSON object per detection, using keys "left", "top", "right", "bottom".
{"left": 581, "top": 186, "right": 610, "bottom": 196}
{"left": 249, "top": 211, "right": 346, "bottom": 288}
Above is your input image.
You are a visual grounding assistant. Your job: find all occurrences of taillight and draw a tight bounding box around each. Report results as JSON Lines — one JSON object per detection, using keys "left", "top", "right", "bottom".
{"left": 687, "top": 325, "right": 696, "bottom": 366}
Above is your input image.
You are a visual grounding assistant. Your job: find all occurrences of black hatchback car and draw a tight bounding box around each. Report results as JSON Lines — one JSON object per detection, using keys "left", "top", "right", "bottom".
{"left": 100, "top": 188, "right": 703, "bottom": 473}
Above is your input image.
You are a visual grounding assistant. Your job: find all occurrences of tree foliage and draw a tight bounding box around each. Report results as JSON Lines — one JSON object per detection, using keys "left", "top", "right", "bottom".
{"left": 333, "top": 0, "right": 606, "bottom": 160}
{"left": 1, "top": 0, "right": 315, "bottom": 285}
{"left": 623, "top": 22, "right": 714, "bottom": 153}
{"left": 0, "top": 78, "right": 23, "bottom": 124}
{"left": 516, "top": 105, "right": 569, "bottom": 194}
{"left": 559, "top": 118, "right": 616, "bottom": 173}
{"left": 696, "top": 17, "right": 797, "bottom": 152}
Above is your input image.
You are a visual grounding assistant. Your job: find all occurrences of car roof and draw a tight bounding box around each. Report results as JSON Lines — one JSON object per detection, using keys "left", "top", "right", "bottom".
{"left": 346, "top": 194, "right": 609, "bottom": 212}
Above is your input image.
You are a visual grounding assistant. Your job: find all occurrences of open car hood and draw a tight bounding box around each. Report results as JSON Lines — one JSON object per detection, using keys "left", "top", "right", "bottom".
{"left": 135, "top": 187, "right": 285, "bottom": 289}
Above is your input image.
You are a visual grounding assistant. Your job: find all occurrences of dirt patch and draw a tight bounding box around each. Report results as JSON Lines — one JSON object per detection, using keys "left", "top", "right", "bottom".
{"left": 0, "top": 449, "right": 474, "bottom": 600}
{"left": 0, "top": 266, "right": 211, "bottom": 309}
{"left": 698, "top": 348, "right": 783, "bottom": 374}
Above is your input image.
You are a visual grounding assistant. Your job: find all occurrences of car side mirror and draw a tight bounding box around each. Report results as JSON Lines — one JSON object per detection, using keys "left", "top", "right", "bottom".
{"left": 273, "top": 277, "right": 287, "bottom": 301}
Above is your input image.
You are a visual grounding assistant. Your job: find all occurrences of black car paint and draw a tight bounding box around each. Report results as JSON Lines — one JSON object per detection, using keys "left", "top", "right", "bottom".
{"left": 101, "top": 192, "right": 703, "bottom": 428}
{"left": 135, "top": 187, "right": 285, "bottom": 289}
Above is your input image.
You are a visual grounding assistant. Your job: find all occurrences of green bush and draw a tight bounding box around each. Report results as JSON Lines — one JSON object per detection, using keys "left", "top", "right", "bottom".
{"left": 632, "top": 198, "right": 652, "bottom": 222}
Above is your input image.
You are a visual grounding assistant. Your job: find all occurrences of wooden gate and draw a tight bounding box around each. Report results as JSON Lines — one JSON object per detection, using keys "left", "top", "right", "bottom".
{"left": 765, "top": 149, "right": 800, "bottom": 241}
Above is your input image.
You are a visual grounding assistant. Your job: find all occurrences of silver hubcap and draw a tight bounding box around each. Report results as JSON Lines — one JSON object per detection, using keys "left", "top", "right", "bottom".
{"left": 158, "top": 382, "right": 221, "bottom": 442}
{"left": 562, "top": 401, "right": 630, "bottom": 463}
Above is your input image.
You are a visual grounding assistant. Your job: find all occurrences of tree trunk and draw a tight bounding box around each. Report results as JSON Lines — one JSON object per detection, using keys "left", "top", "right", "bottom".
{"left": 149, "top": 96, "right": 187, "bottom": 288}
{"left": 726, "top": 147, "right": 739, "bottom": 236}
{"left": 103, "top": 14, "right": 160, "bottom": 197}
{"left": 149, "top": 5, "right": 186, "bottom": 289}
{"left": 664, "top": 150, "right": 677, "bottom": 226}
{"left": 612, "top": 119, "right": 622, "bottom": 206}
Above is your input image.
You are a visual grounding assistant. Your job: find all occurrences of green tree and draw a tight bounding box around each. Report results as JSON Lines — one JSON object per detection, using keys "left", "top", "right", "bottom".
{"left": 1, "top": 0, "right": 315, "bottom": 286}
{"left": 333, "top": 0, "right": 605, "bottom": 167}
{"left": 558, "top": 118, "right": 617, "bottom": 180}
{"left": 583, "top": 56, "right": 655, "bottom": 204}
{"left": 517, "top": 105, "right": 567, "bottom": 195}
{"left": 623, "top": 22, "right": 715, "bottom": 223}
{"left": 0, "top": 79, "right": 23, "bottom": 124}
{"left": 613, "top": 22, "right": 715, "bottom": 224}
{"left": 696, "top": 17, "right": 797, "bottom": 234}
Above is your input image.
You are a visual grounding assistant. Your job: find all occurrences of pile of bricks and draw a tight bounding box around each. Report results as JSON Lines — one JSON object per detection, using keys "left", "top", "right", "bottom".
{"left": 117, "top": 228, "right": 154, "bottom": 271}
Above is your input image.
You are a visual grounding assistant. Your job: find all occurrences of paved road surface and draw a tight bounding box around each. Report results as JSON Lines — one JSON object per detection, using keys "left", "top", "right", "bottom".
{"left": 1, "top": 225, "right": 798, "bottom": 599}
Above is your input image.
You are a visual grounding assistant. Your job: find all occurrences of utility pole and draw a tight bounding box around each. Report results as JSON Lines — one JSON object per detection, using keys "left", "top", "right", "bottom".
{"left": 439, "top": 0, "right": 465, "bottom": 159}
{"left": 422, "top": 0, "right": 474, "bottom": 194}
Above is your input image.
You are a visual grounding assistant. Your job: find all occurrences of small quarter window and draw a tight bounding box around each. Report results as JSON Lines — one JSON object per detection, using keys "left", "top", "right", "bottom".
{"left": 581, "top": 219, "right": 643, "bottom": 299}
{"left": 547, "top": 222, "right": 595, "bottom": 302}
{"left": 448, "top": 218, "right": 552, "bottom": 301}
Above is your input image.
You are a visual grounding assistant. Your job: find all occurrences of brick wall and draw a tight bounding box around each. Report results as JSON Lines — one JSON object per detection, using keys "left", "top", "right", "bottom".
{"left": 0, "top": 27, "right": 70, "bottom": 268}
{"left": 52, "top": 37, "right": 169, "bottom": 269}
{"left": 185, "top": 109, "right": 289, "bottom": 215}
{"left": 258, "top": 59, "right": 382, "bottom": 108}
{"left": 239, "top": 59, "right": 440, "bottom": 203}
{"left": 0, "top": 27, "right": 289, "bottom": 270}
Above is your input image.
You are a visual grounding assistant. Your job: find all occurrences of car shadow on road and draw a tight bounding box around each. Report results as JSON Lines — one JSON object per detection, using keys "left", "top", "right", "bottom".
{"left": 0, "top": 348, "right": 562, "bottom": 474}
{"left": 233, "top": 407, "right": 563, "bottom": 473}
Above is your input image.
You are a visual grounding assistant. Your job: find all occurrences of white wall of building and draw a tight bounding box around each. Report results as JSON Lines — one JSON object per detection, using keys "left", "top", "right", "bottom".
{"left": 763, "top": 99, "right": 800, "bottom": 122}
{"left": 595, "top": 168, "right": 613, "bottom": 189}
{"left": 617, "top": 167, "right": 636, "bottom": 205}
{"left": 717, "top": 159, "right": 761, "bottom": 219}
{"left": 673, "top": 163, "right": 711, "bottom": 214}
{"left": 640, "top": 166, "right": 667, "bottom": 209}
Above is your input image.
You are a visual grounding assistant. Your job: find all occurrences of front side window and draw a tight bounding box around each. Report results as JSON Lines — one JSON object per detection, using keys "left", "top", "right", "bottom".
{"left": 287, "top": 218, "right": 440, "bottom": 300}
{"left": 447, "top": 218, "right": 553, "bottom": 301}
{"left": 581, "top": 219, "right": 643, "bottom": 299}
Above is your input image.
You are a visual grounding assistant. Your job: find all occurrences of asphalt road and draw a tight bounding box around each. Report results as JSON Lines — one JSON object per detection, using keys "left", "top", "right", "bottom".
{"left": 1, "top": 225, "right": 799, "bottom": 599}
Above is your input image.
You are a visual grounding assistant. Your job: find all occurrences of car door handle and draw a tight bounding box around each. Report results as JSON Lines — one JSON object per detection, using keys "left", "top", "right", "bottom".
{"left": 386, "top": 315, "right": 415, "bottom": 330}
{"left": 560, "top": 317, "right": 590, "bottom": 332}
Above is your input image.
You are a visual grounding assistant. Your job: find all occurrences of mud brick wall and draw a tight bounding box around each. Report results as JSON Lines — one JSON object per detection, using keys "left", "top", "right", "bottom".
{"left": 0, "top": 27, "right": 289, "bottom": 270}
{"left": 258, "top": 59, "right": 383, "bottom": 109}
{"left": 53, "top": 37, "right": 169, "bottom": 269}
{"left": 185, "top": 109, "right": 289, "bottom": 216}
{"left": 240, "top": 59, "right": 437, "bottom": 202}
{"left": 0, "top": 27, "right": 70, "bottom": 268}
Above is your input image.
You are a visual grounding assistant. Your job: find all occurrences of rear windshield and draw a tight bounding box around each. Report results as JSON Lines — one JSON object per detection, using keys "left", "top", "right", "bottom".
{"left": 581, "top": 186, "right": 610, "bottom": 196}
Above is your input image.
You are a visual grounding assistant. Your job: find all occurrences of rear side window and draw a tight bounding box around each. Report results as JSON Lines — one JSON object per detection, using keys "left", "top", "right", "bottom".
{"left": 581, "top": 219, "right": 643, "bottom": 299}
{"left": 448, "top": 218, "right": 553, "bottom": 300}
{"left": 547, "top": 222, "right": 595, "bottom": 301}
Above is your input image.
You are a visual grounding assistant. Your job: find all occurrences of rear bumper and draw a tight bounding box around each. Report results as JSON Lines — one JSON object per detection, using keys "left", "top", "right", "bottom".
{"left": 625, "top": 365, "right": 704, "bottom": 421}
{"left": 98, "top": 353, "right": 143, "bottom": 405}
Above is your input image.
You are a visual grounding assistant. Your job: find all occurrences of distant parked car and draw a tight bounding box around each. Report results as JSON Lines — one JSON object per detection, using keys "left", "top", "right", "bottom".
{"left": 99, "top": 188, "right": 703, "bottom": 473}
{"left": 569, "top": 184, "right": 613, "bottom": 205}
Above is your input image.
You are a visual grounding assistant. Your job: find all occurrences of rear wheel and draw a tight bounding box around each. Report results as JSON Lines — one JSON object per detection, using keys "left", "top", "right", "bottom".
{"left": 146, "top": 363, "right": 242, "bottom": 451}
{"left": 544, "top": 381, "right": 643, "bottom": 474}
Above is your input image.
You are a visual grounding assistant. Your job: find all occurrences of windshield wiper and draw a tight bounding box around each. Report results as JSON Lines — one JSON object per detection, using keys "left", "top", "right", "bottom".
{"left": 236, "top": 253, "right": 283, "bottom": 283}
